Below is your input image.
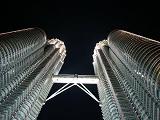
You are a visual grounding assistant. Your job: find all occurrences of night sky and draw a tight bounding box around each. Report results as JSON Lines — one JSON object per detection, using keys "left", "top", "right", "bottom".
{"left": 0, "top": 0, "right": 160, "bottom": 120}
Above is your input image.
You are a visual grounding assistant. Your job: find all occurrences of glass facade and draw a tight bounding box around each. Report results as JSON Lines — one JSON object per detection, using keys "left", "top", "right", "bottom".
{"left": 0, "top": 28, "right": 66, "bottom": 120}
{"left": 93, "top": 30, "right": 160, "bottom": 120}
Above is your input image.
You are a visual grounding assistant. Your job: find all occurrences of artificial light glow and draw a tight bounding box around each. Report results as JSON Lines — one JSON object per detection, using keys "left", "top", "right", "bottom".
{"left": 59, "top": 45, "right": 65, "bottom": 54}
{"left": 95, "top": 43, "right": 100, "bottom": 50}
{"left": 55, "top": 43, "right": 60, "bottom": 48}
{"left": 48, "top": 39, "right": 57, "bottom": 45}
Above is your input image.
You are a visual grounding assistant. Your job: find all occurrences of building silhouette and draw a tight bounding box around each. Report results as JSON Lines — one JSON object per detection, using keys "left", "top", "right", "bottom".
{"left": 0, "top": 28, "right": 160, "bottom": 120}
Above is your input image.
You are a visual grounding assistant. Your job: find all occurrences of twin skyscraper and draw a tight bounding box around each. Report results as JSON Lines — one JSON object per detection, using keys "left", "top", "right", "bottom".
{"left": 0, "top": 28, "right": 66, "bottom": 119}
{"left": 0, "top": 28, "right": 159, "bottom": 120}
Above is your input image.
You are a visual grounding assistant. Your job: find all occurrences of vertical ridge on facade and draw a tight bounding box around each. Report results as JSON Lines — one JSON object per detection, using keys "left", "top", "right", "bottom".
{"left": 0, "top": 28, "right": 66, "bottom": 120}
{"left": 93, "top": 30, "right": 160, "bottom": 120}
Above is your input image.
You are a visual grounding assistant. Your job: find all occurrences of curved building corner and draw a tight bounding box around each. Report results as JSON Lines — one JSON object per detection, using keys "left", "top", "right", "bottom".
{"left": 93, "top": 30, "right": 160, "bottom": 120}
{"left": 0, "top": 28, "right": 66, "bottom": 120}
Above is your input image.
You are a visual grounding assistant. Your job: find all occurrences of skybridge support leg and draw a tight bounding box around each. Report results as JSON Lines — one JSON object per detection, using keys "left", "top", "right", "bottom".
{"left": 46, "top": 83, "right": 75, "bottom": 101}
{"left": 45, "top": 74, "right": 100, "bottom": 103}
{"left": 76, "top": 83, "right": 99, "bottom": 103}
{"left": 46, "top": 84, "right": 99, "bottom": 103}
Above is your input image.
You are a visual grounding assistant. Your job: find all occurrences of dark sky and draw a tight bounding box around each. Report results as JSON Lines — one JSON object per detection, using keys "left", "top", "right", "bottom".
{"left": 0, "top": 0, "right": 160, "bottom": 120}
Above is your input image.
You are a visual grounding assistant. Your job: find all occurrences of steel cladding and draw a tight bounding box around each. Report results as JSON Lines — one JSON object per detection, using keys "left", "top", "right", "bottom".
{"left": 0, "top": 28, "right": 66, "bottom": 120}
{"left": 94, "top": 30, "right": 160, "bottom": 120}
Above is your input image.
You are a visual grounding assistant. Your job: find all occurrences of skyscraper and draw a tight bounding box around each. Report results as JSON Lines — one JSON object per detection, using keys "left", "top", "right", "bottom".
{"left": 0, "top": 28, "right": 160, "bottom": 120}
{"left": 93, "top": 30, "right": 160, "bottom": 120}
{"left": 0, "top": 28, "right": 66, "bottom": 120}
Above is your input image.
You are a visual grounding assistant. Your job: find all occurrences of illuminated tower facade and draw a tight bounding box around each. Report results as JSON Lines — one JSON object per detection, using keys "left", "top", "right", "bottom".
{"left": 0, "top": 28, "right": 66, "bottom": 120}
{"left": 0, "top": 28, "right": 160, "bottom": 120}
{"left": 93, "top": 30, "right": 160, "bottom": 120}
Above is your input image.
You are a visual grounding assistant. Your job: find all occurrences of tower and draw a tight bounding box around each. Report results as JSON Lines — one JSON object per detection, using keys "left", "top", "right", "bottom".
{"left": 0, "top": 28, "right": 66, "bottom": 119}
{"left": 0, "top": 28, "right": 160, "bottom": 120}
{"left": 93, "top": 30, "right": 160, "bottom": 120}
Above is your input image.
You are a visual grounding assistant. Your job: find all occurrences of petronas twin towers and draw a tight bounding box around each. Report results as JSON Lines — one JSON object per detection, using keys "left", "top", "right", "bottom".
{"left": 0, "top": 28, "right": 159, "bottom": 120}
{"left": 0, "top": 28, "right": 66, "bottom": 120}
